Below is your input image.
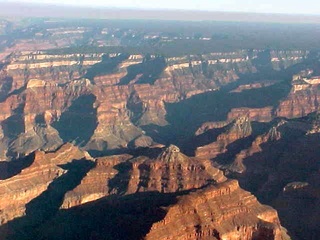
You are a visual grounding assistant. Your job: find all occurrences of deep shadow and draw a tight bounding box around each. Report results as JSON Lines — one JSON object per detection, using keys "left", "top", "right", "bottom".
{"left": 108, "top": 160, "right": 133, "bottom": 195}
{"left": 182, "top": 126, "right": 227, "bottom": 156}
{"left": 252, "top": 49, "right": 273, "bottom": 72}
{"left": 52, "top": 94, "right": 97, "bottom": 147}
{"left": 0, "top": 159, "right": 95, "bottom": 240}
{"left": 0, "top": 76, "right": 13, "bottom": 102}
{"left": 0, "top": 152, "right": 35, "bottom": 180}
{"left": 84, "top": 53, "right": 129, "bottom": 81}
{"left": 118, "top": 55, "right": 166, "bottom": 85}
{"left": 88, "top": 145, "right": 163, "bottom": 159}
{"left": 30, "top": 191, "right": 180, "bottom": 240}
{"left": 1, "top": 103, "right": 25, "bottom": 139}
{"left": 137, "top": 163, "right": 151, "bottom": 192}
{"left": 214, "top": 136, "right": 256, "bottom": 166}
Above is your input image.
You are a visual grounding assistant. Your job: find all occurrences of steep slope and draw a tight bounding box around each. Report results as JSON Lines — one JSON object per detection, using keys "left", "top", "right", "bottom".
{"left": 0, "top": 143, "right": 93, "bottom": 225}
{"left": 193, "top": 112, "right": 320, "bottom": 239}
{"left": 61, "top": 145, "right": 226, "bottom": 208}
{"left": 0, "top": 49, "right": 314, "bottom": 160}
{"left": 0, "top": 145, "right": 288, "bottom": 240}
{"left": 195, "top": 116, "right": 252, "bottom": 159}
{"left": 146, "top": 180, "right": 289, "bottom": 240}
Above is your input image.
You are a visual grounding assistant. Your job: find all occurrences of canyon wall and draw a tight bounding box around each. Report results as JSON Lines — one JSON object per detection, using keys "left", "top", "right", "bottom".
{"left": 0, "top": 49, "right": 312, "bottom": 160}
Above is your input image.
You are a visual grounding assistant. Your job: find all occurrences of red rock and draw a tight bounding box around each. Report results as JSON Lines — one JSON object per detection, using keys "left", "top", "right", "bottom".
{"left": 146, "top": 180, "right": 289, "bottom": 240}
{"left": 0, "top": 143, "right": 91, "bottom": 225}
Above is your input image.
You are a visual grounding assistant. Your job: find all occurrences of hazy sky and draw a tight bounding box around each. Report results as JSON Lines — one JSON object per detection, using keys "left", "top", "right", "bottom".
{"left": 5, "top": 0, "right": 320, "bottom": 15}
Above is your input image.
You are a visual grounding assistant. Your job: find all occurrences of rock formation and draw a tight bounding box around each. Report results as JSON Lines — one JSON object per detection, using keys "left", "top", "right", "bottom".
{"left": 61, "top": 145, "right": 227, "bottom": 208}
{"left": 0, "top": 144, "right": 289, "bottom": 240}
{"left": 146, "top": 180, "right": 289, "bottom": 240}
{"left": 196, "top": 116, "right": 252, "bottom": 159}
{"left": 0, "top": 20, "right": 319, "bottom": 239}
{"left": 0, "top": 48, "right": 313, "bottom": 160}
{"left": 0, "top": 143, "right": 92, "bottom": 225}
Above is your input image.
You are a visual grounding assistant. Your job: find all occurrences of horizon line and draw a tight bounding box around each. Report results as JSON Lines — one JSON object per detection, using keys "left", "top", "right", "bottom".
{"left": 1, "top": 2, "right": 320, "bottom": 24}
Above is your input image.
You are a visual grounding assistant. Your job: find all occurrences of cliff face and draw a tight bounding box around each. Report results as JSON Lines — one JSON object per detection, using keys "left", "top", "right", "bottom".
{"left": 146, "top": 180, "right": 289, "bottom": 240}
{"left": 195, "top": 116, "right": 252, "bottom": 159}
{"left": 0, "top": 144, "right": 288, "bottom": 240}
{"left": 275, "top": 86, "right": 320, "bottom": 118}
{"left": 193, "top": 111, "right": 320, "bottom": 239}
{"left": 0, "top": 143, "right": 92, "bottom": 225}
{"left": 1, "top": 49, "right": 301, "bottom": 160}
{"left": 0, "top": 76, "right": 93, "bottom": 159}
{"left": 61, "top": 145, "right": 227, "bottom": 209}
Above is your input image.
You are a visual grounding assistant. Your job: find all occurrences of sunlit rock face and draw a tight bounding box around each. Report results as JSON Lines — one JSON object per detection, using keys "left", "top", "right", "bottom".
{"left": 0, "top": 48, "right": 313, "bottom": 160}
{"left": 0, "top": 43, "right": 316, "bottom": 240}
{"left": 195, "top": 116, "right": 252, "bottom": 159}
{"left": 0, "top": 143, "right": 91, "bottom": 225}
{"left": 0, "top": 144, "right": 288, "bottom": 240}
{"left": 146, "top": 180, "right": 290, "bottom": 240}
{"left": 61, "top": 145, "right": 227, "bottom": 209}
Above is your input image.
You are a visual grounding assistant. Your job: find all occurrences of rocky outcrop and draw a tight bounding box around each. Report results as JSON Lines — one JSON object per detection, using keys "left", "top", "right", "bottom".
{"left": 0, "top": 48, "right": 315, "bottom": 160}
{"left": 146, "top": 180, "right": 289, "bottom": 240}
{"left": 196, "top": 116, "right": 252, "bottom": 159}
{"left": 0, "top": 144, "right": 288, "bottom": 240}
{"left": 227, "top": 107, "right": 273, "bottom": 122}
{"left": 230, "top": 81, "right": 278, "bottom": 93}
{"left": 228, "top": 120, "right": 285, "bottom": 173}
{"left": 60, "top": 154, "right": 131, "bottom": 209}
{"left": 275, "top": 86, "right": 320, "bottom": 118}
{"left": 0, "top": 143, "right": 91, "bottom": 225}
{"left": 61, "top": 145, "right": 227, "bottom": 208}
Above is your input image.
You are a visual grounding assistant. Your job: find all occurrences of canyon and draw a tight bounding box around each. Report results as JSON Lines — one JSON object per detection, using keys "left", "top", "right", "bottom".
{"left": 0, "top": 144, "right": 290, "bottom": 240}
{"left": 1, "top": 18, "right": 320, "bottom": 240}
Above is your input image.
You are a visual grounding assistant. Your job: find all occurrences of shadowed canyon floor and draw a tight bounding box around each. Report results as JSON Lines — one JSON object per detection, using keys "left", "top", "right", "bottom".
{"left": 2, "top": 18, "right": 320, "bottom": 239}
{"left": 0, "top": 145, "right": 289, "bottom": 240}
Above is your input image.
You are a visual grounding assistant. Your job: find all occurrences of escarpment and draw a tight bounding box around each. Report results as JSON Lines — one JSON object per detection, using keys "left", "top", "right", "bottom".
{"left": 1, "top": 49, "right": 309, "bottom": 159}
{"left": 0, "top": 47, "right": 319, "bottom": 239}
{"left": 61, "top": 145, "right": 227, "bottom": 209}
{"left": 3, "top": 17, "right": 320, "bottom": 240}
{"left": 146, "top": 180, "right": 289, "bottom": 240}
{"left": 0, "top": 143, "right": 92, "bottom": 225}
{"left": 0, "top": 144, "right": 288, "bottom": 240}
{"left": 195, "top": 116, "right": 252, "bottom": 159}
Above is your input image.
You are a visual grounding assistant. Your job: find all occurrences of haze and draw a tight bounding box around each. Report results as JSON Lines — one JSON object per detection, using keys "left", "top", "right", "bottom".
{"left": 1, "top": 0, "right": 320, "bottom": 23}
{"left": 4, "top": 0, "right": 320, "bottom": 15}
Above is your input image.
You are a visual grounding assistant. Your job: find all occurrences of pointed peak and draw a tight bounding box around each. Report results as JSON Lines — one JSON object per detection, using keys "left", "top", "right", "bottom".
{"left": 234, "top": 115, "right": 250, "bottom": 125}
{"left": 157, "top": 145, "right": 184, "bottom": 163}
{"left": 306, "top": 111, "right": 320, "bottom": 134}
{"left": 267, "top": 126, "right": 282, "bottom": 141}
{"left": 227, "top": 116, "right": 252, "bottom": 136}
{"left": 165, "top": 145, "right": 180, "bottom": 153}
{"left": 276, "top": 119, "right": 287, "bottom": 127}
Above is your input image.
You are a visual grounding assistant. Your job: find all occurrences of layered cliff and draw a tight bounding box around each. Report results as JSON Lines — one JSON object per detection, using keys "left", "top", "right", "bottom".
{"left": 0, "top": 143, "right": 92, "bottom": 225}
{"left": 146, "top": 180, "right": 289, "bottom": 240}
{"left": 195, "top": 116, "right": 252, "bottom": 159}
{"left": 0, "top": 144, "right": 288, "bottom": 240}
{"left": 61, "top": 145, "right": 227, "bottom": 208}
{"left": 192, "top": 111, "right": 320, "bottom": 239}
{"left": 1, "top": 49, "right": 304, "bottom": 160}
